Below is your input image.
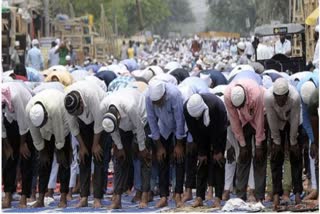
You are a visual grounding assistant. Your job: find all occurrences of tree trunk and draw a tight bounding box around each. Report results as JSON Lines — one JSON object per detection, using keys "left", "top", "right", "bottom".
{"left": 43, "top": 0, "right": 50, "bottom": 36}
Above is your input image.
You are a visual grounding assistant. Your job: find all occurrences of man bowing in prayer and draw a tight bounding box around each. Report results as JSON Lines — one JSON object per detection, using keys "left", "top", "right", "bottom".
{"left": 145, "top": 80, "right": 186, "bottom": 208}
{"left": 184, "top": 93, "right": 228, "bottom": 208}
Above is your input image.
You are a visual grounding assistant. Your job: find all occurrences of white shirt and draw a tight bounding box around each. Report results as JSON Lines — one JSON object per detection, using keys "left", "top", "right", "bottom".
{"left": 244, "top": 41, "right": 255, "bottom": 56}
{"left": 26, "top": 89, "right": 78, "bottom": 151}
{"left": 48, "top": 47, "right": 60, "bottom": 67}
{"left": 100, "top": 88, "right": 147, "bottom": 151}
{"left": 2, "top": 82, "right": 32, "bottom": 136}
{"left": 275, "top": 39, "right": 291, "bottom": 55}
{"left": 257, "top": 43, "right": 274, "bottom": 60}
{"left": 65, "top": 80, "right": 107, "bottom": 134}
{"left": 264, "top": 85, "right": 302, "bottom": 145}
{"left": 149, "top": 73, "right": 178, "bottom": 85}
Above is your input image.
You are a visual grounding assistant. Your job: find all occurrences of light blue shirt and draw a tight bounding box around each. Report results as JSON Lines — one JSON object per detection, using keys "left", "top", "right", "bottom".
{"left": 48, "top": 47, "right": 60, "bottom": 67}
{"left": 230, "top": 70, "right": 262, "bottom": 85}
{"left": 26, "top": 67, "right": 43, "bottom": 82}
{"left": 26, "top": 47, "right": 44, "bottom": 71}
{"left": 179, "top": 77, "right": 210, "bottom": 94}
{"left": 296, "top": 72, "right": 319, "bottom": 143}
{"left": 146, "top": 83, "right": 186, "bottom": 141}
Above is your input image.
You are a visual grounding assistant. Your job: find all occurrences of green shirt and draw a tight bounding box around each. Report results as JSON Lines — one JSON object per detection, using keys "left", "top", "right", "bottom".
{"left": 59, "top": 48, "right": 68, "bottom": 65}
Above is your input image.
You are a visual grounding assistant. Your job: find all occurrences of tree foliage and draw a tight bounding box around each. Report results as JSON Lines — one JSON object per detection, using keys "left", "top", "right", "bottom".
{"left": 206, "top": 0, "right": 289, "bottom": 36}
{"left": 49, "top": 0, "right": 194, "bottom": 36}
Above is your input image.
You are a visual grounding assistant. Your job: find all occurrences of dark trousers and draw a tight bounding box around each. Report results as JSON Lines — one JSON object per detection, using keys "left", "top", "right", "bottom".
{"left": 78, "top": 120, "right": 106, "bottom": 199}
{"left": 113, "top": 129, "right": 134, "bottom": 195}
{"left": 114, "top": 125, "right": 152, "bottom": 194}
{"left": 196, "top": 154, "right": 225, "bottom": 200}
{"left": 270, "top": 124, "right": 304, "bottom": 196}
{"left": 38, "top": 134, "right": 71, "bottom": 194}
{"left": 3, "top": 119, "right": 35, "bottom": 197}
{"left": 138, "top": 125, "right": 152, "bottom": 192}
{"left": 185, "top": 148, "right": 197, "bottom": 189}
{"left": 197, "top": 130, "right": 227, "bottom": 200}
{"left": 157, "top": 134, "right": 185, "bottom": 197}
{"left": 315, "top": 155, "right": 319, "bottom": 191}
{"left": 236, "top": 124, "right": 267, "bottom": 201}
{"left": 103, "top": 134, "right": 113, "bottom": 194}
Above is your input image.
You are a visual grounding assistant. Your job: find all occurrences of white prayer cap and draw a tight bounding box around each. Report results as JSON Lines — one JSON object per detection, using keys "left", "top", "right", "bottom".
{"left": 149, "top": 80, "right": 165, "bottom": 101}
{"left": 102, "top": 113, "right": 117, "bottom": 133}
{"left": 187, "top": 94, "right": 206, "bottom": 117}
{"left": 300, "top": 81, "right": 316, "bottom": 105}
{"left": 15, "top": 41, "right": 20, "bottom": 46}
{"left": 231, "top": 86, "right": 245, "bottom": 107}
{"left": 29, "top": 104, "right": 45, "bottom": 127}
{"left": 65, "top": 55, "right": 71, "bottom": 61}
{"left": 273, "top": 78, "right": 289, "bottom": 95}
{"left": 32, "top": 39, "right": 39, "bottom": 46}
{"left": 165, "top": 61, "right": 182, "bottom": 73}
{"left": 237, "top": 42, "right": 246, "bottom": 51}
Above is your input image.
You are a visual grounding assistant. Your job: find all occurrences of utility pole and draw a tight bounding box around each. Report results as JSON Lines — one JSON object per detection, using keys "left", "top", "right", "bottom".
{"left": 43, "top": 0, "right": 50, "bottom": 36}
{"left": 136, "top": 0, "right": 144, "bottom": 31}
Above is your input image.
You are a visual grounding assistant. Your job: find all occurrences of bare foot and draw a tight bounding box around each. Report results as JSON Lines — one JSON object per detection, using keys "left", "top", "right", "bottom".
{"left": 75, "top": 197, "right": 88, "bottom": 208}
{"left": 222, "top": 190, "right": 230, "bottom": 201}
{"left": 2, "top": 193, "right": 12, "bottom": 209}
{"left": 139, "top": 192, "right": 148, "bottom": 209}
{"left": 175, "top": 194, "right": 183, "bottom": 208}
{"left": 304, "top": 190, "right": 318, "bottom": 200}
{"left": 32, "top": 200, "right": 45, "bottom": 208}
{"left": 192, "top": 197, "right": 203, "bottom": 208}
{"left": 67, "top": 192, "right": 73, "bottom": 201}
{"left": 273, "top": 194, "right": 280, "bottom": 211}
{"left": 108, "top": 194, "right": 121, "bottom": 209}
{"left": 93, "top": 198, "right": 102, "bottom": 208}
{"left": 58, "top": 201, "right": 67, "bottom": 208}
{"left": 295, "top": 193, "right": 301, "bottom": 205}
{"left": 282, "top": 195, "right": 290, "bottom": 203}
{"left": 45, "top": 189, "right": 54, "bottom": 198}
{"left": 212, "top": 197, "right": 222, "bottom": 209}
{"left": 247, "top": 191, "right": 257, "bottom": 203}
{"left": 18, "top": 195, "right": 27, "bottom": 208}
{"left": 182, "top": 189, "right": 192, "bottom": 203}
{"left": 148, "top": 191, "right": 154, "bottom": 202}
{"left": 58, "top": 193, "right": 67, "bottom": 208}
{"left": 155, "top": 197, "right": 168, "bottom": 208}
{"left": 206, "top": 186, "right": 213, "bottom": 200}
{"left": 131, "top": 190, "right": 142, "bottom": 203}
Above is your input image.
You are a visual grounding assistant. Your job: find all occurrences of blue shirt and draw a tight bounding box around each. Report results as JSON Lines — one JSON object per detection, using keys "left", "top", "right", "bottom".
{"left": 26, "top": 67, "right": 43, "bottom": 82}
{"left": 121, "top": 59, "right": 139, "bottom": 72}
{"left": 146, "top": 83, "right": 186, "bottom": 141}
{"left": 179, "top": 77, "right": 209, "bottom": 94}
{"left": 26, "top": 47, "right": 44, "bottom": 71}
{"left": 84, "top": 64, "right": 101, "bottom": 73}
{"left": 230, "top": 70, "right": 262, "bottom": 85}
{"left": 296, "top": 72, "right": 319, "bottom": 143}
